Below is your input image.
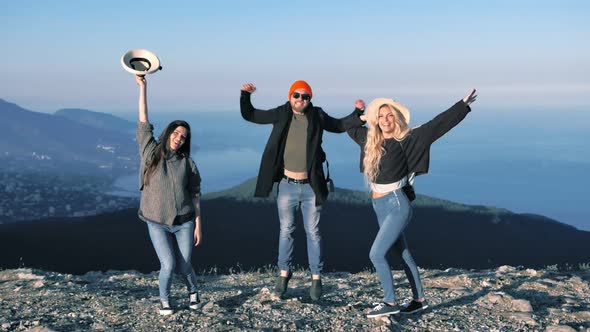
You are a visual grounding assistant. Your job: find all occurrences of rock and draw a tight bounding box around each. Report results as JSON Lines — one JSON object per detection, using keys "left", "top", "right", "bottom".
{"left": 511, "top": 299, "right": 533, "bottom": 312}
{"left": 563, "top": 297, "right": 576, "bottom": 304}
{"left": 476, "top": 292, "right": 532, "bottom": 313}
{"left": 202, "top": 301, "right": 215, "bottom": 311}
{"left": 16, "top": 270, "right": 44, "bottom": 280}
{"left": 82, "top": 271, "right": 104, "bottom": 283}
{"left": 545, "top": 325, "right": 577, "bottom": 332}
{"left": 91, "top": 322, "right": 108, "bottom": 330}
{"left": 497, "top": 265, "right": 516, "bottom": 273}
{"left": 480, "top": 279, "right": 493, "bottom": 287}
{"left": 571, "top": 311, "right": 590, "bottom": 320}
{"left": 448, "top": 286, "right": 472, "bottom": 296}
{"left": 32, "top": 280, "right": 45, "bottom": 288}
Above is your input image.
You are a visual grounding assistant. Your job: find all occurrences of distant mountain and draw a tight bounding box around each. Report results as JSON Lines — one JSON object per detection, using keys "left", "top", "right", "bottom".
{"left": 0, "top": 98, "right": 136, "bottom": 175}
{"left": 54, "top": 108, "right": 135, "bottom": 134}
{"left": 1, "top": 178, "right": 588, "bottom": 275}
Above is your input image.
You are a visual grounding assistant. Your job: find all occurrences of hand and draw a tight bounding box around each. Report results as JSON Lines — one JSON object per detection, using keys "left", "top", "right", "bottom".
{"left": 463, "top": 88, "right": 477, "bottom": 106}
{"left": 135, "top": 75, "right": 146, "bottom": 88}
{"left": 360, "top": 115, "right": 367, "bottom": 122}
{"left": 241, "top": 83, "right": 256, "bottom": 93}
{"left": 354, "top": 99, "right": 365, "bottom": 111}
{"left": 193, "top": 217, "right": 202, "bottom": 246}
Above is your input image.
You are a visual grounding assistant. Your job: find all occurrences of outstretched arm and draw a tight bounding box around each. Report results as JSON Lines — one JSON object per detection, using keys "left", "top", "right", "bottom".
{"left": 136, "top": 76, "right": 148, "bottom": 123}
{"left": 240, "top": 83, "right": 278, "bottom": 124}
{"left": 320, "top": 99, "right": 365, "bottom": 133}
{"left": 418, "top": 88, "right": 477, "bottom": 144}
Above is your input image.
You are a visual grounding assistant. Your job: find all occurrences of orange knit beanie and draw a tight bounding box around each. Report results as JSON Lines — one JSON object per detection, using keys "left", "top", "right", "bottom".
{"left": 288, "top": 80, "right": 312, "bottom": 100}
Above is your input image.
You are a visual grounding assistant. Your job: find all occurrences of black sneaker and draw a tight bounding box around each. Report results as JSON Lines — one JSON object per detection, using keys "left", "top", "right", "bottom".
{"left": 310, "top": 279, "right": 322, "bottom": 301}
{"left": 159, "top": 301, "right": 174, "bottom": 316}
{"left": 400, "top": 300, "right": 428, "bottom": 314}
{"left": 274, "top": 271, "right": 293, "bottom": 297}
{"left": 189, "top": 292, "right": 200, "bottom": 310}
{"left": 367, "top": 302, "right": 400, "bottom": 318}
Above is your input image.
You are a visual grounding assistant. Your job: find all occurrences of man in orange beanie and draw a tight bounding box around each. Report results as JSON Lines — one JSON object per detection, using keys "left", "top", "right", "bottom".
{"left": 240, "top": 80, "right": 364, "bottom": 301}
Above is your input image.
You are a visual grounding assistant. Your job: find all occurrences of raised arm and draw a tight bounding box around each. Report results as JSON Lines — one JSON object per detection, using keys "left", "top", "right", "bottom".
{"left": 346, "top": 99, "right": 368, "bottom": 146}
{"left": 135, "top": 75, "right": 156, "bottom": 190}
{"left": 136, "top": 75, "right": 156, "bottom": 158}
{"left": 319, "top": 99, "right": 365, "bottom": 133}
{"left": 136, "top": 75, "right": 148, "bottom": 123}
{"left": 416, "top": 89, "right": 477, "bottom": 144}
{"left": 240, "top": 83, "right": 278, "bottom": 124}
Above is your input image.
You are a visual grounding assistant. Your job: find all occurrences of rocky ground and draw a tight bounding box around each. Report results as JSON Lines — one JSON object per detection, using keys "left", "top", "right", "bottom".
{"left": 0, "top": 266, "right": 589, "bottom": 331}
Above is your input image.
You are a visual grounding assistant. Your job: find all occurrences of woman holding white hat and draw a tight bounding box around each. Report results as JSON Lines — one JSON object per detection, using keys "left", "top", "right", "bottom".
{"left": 348, "top": 89, "right": 477, "bottom": 318}
{"left": 134, "top": 75, "right": 202, "bottom": 316}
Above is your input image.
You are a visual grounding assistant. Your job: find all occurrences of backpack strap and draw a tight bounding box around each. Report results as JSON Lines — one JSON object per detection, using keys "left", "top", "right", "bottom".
{"left": 325, "top": 159, "right": 334, "bottom": 192}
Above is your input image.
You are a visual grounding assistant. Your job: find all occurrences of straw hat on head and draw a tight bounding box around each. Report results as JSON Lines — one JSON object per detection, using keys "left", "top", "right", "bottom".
{"left": 121, "top": 49, "right": 162, "bottom": 76}
{"left": 366, "top": 98, "right": 411, "bottom": 125}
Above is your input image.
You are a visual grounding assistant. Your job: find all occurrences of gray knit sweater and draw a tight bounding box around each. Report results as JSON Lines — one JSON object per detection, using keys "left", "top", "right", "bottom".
{"left": 136, "top": 122, "right": 201, "bottom": 226}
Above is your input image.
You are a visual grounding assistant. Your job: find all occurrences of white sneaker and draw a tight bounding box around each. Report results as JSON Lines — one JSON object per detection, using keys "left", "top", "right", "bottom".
{"left": 189, "top": 292, "right": 200, "bottom": 310}
{"left": 159, "top": 301, "right": 173, "bottom": 316}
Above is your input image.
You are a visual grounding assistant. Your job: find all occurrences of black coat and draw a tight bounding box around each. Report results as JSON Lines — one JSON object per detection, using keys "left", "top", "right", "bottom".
{"left": 240, "top": 91, "right": 364, "bottom": 206}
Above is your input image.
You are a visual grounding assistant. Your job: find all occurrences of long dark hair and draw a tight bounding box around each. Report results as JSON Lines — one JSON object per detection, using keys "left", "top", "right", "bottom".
{"left": 144, "top": 120, "right": 191, "bottom": 186}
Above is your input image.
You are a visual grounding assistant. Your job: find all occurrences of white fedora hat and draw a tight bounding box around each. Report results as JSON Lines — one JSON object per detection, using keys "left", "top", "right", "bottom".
{"left": 120, "top": 49, "right": 162, "bottom": 76}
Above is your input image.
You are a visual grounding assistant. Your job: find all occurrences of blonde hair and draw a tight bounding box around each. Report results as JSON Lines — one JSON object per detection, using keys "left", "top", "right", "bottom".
{"left": 363, "top": 104, "right": 410, "bottom": 183}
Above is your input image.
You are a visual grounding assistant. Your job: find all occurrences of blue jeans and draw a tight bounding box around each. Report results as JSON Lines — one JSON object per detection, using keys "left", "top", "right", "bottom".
{"left": 370, "top": 189, "right": 424, "bottom": 303}
{"left": 276, "top": 179, "right": 323, "bottom": 275}
{"left": 146, "top": 220, "right": 199, "bottom": 302}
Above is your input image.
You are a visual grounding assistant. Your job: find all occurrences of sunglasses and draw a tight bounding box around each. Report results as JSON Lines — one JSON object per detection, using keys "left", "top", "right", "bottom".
{"left": 292, "top": 92, "right": 311, "bottom": 101}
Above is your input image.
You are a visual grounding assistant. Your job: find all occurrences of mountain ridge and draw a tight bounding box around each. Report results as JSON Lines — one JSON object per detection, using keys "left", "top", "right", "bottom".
{"left": 1, "top": 177, "right": 588, "bottom": 276}
{"left": 54, "top": 108, "right": 136, "bottom": 134}
{"left": 0, "top": 98, "right": 136, "bottom": 175}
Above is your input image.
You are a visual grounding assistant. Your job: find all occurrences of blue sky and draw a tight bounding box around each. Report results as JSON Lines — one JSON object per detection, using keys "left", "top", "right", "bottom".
{"left": 1, "top": 0, "right": 588, "bottom": 113}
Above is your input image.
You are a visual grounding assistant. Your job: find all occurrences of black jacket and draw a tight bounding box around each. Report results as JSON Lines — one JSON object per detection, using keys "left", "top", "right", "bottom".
{"left": 240, "top": 91, "right": 364, "bottom": 206}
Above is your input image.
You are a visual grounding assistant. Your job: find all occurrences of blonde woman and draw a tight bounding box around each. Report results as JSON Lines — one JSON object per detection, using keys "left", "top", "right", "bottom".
{"left": 348, "top": 89, "right": 477, "bottom": 318}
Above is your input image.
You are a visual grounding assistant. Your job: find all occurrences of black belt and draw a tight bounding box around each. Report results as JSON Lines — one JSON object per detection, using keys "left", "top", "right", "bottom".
{"left": 283, "top": 175, "right": 309, "bottom": 184}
